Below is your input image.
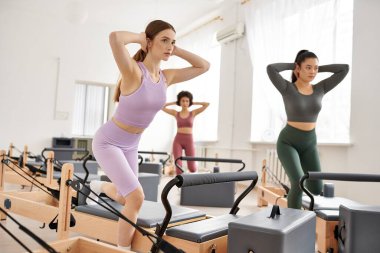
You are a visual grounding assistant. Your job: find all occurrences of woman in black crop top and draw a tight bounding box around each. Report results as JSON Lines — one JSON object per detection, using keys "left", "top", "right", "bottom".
{"left": 162, "top": 91, "right": 209, "bottom": 174}
{"left": 267, "top": 50, "right": 349, "bottom": 209}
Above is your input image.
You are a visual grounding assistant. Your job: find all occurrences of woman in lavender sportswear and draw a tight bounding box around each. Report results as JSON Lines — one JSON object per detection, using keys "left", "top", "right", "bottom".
{"left": 90, "top": 20, "right": 209, "bottom": 249}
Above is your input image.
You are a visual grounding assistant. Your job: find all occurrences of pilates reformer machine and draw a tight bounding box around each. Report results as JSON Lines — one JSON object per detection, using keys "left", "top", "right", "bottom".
{"left": 1, "top": 151, "right": 189, "bottom": 253}
{"left": 3, "top": 148, "right": 58, "bottom": 189}
{"left": 0, "top": 165, "right": 133, "bottom": 253}
{"left": 0, "top": 149, "right": 83, "bottom": 225}
{"left": 3, "top": 144, "right": 92, "bottom": 184}
{"left": 150, "top": 170, "right": 258, "bottom": 253}
{"left": 0, "top": 149, "right": 200, "bottom": 251}
{"left": 2, "top": 147, "right": 262, "bottom": 252}
{"left": 301, "top": 171, "right": 380, "bottom": 253}
{"left": 175, "top": 156, "right": 246, "bottom": 207}
{"left": 2, "top": 146, "right": 96, "bottom": 191}
{"left": 256, "top": 149, "right": 290, "bottom": 208}
{"left": 70, "top": 169, "right": 258, "bottom": 252}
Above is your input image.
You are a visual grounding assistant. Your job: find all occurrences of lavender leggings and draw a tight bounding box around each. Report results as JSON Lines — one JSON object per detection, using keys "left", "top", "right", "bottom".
{"left": 92, "top": 120, "right": 141, "bottom": 197}
{"left": 173, "top": 133, "right": 197, "bottom": 174}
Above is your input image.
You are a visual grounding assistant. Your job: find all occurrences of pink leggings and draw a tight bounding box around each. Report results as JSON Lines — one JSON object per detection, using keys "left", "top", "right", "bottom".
{"left": 173, "top": 133, "right": 197, "bottom": 174}
{"left": 92, "top": 120, "right": 141, "bottom": 197}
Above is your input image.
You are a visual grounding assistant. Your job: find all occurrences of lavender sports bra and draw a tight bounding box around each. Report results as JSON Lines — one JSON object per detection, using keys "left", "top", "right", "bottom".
{"left": 113, "top": 62, "right": 167, "bottom": 128}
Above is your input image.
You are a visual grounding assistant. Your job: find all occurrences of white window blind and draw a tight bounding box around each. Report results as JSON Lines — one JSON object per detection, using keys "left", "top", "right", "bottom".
{"left": 72, "top": 83, "right": 109, "bottom": 136}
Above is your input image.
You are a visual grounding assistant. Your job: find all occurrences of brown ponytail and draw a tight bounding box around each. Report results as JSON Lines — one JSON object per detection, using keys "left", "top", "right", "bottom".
{"left": 133, "top": 49, "right": 147, "bottom": 62}
{"left": 113, "top": 77, "right": 122, "bottom": 102}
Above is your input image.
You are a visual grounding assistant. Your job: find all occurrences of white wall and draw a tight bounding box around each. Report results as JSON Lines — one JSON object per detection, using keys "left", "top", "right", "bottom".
{"left": 344, "top": 0, "right": 380, "bottom": 203}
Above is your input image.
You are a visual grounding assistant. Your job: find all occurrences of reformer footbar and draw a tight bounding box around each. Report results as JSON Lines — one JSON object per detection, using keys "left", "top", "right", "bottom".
{"left": 300, "top": 171, "right": 380, "bottom": 253}
{"left": 175, "top": 156, "right": 246, "bottom": 208}
{"left": 150, "top": 171, "right": 258, "bottom": 253}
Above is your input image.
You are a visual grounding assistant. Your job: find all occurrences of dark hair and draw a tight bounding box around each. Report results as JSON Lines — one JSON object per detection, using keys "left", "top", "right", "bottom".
{"left": 176, "top": 91, "right": 193, "bottom": 106}
{"left": 114, "top": 20, "right": 176, "bottom": 102}
{"left": 291, "top": 50, "right": 318, "bottom": 83}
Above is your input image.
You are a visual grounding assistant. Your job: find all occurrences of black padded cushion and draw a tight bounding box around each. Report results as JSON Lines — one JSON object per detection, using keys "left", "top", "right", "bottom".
{"left": 165, "top": 214, "right": 241, "bottom": 243}
{"left": 75, "top": 199, "right": 206, "bottom": 228}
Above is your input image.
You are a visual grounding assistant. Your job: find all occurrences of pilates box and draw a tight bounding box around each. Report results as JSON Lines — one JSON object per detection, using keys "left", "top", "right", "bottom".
{"left": 228, "top": 206, "right": 316, "bottom": 253}
{"left": 338, "top": 205, "right": 380, "bottom": 253}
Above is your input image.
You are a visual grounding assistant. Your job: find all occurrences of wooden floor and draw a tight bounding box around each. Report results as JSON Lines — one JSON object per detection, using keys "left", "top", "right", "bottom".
{"left": 1, "top": 175, "right": 262, "bottom": 253}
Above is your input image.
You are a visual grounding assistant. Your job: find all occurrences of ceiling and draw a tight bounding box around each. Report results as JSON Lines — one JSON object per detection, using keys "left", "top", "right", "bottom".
{"left": 1, "top": 0, "right": 229, "bottom": 33}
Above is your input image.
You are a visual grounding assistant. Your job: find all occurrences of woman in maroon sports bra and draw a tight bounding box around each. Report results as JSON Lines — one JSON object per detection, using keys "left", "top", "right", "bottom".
{"left": 162, "top": 91, "right": 209, "bottom": 174}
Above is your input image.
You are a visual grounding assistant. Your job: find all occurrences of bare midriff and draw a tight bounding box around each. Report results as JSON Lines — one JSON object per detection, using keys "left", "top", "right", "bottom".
{"left": 112, "top": 117, "right": 145, "bottom": 134}
{"left": 177, "top": 127, "right": 193, "bottom": 134}
{"left": 287, "top": 121, "right": 316, "bottom": 131}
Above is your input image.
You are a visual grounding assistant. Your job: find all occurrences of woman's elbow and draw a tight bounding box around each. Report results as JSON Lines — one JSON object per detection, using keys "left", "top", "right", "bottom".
{"left": 202, "top": 60, "right": 210, "bottom": 73}
{"left": 109, "top": 32, "right": 121, "bottom": 45}
{"left": 343, "top": 64, "right": 350, "bottom": 73}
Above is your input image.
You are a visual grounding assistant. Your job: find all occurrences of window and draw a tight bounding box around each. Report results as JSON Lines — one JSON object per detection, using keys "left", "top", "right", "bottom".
{"left": 72, "top": 82, "right": 109, "bottom": 136}
{"left": 245, "top": 0, "right": 353, "bottom": 143}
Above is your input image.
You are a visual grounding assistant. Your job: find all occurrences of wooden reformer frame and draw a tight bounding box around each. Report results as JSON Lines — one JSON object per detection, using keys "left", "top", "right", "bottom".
{"left": 1, "top": 156, "right": 133, "bottom": 253}
{"left": 1, "top": 149, "right": 205, "bottom": 251}
{"left": 3, "top": 150, "right": 58, "bottom": 189}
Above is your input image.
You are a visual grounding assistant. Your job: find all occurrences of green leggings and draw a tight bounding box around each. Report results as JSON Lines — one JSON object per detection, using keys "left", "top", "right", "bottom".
{"left": 277, "top": 124, "right": 323, "bottom": 209}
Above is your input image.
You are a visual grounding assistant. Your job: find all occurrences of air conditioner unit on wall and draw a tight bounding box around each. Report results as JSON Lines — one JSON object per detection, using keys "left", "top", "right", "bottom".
{"left": 216, "top": 22, "right": 245, "bottom": 44}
